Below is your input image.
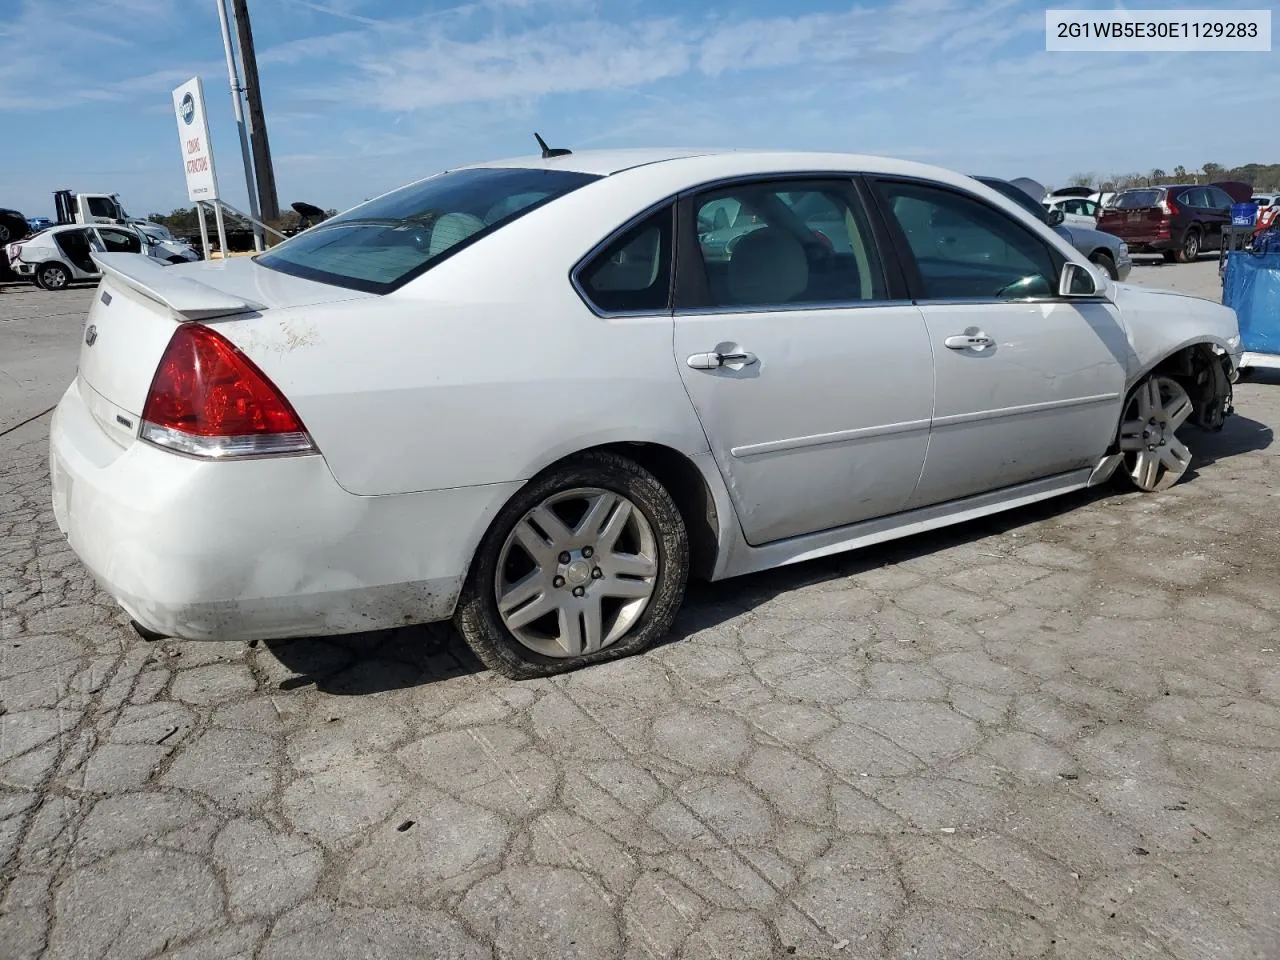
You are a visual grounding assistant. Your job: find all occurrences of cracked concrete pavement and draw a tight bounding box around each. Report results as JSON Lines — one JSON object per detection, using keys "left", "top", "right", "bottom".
{"left": 2, "top": 261, "right": 1280, "bottom": 959}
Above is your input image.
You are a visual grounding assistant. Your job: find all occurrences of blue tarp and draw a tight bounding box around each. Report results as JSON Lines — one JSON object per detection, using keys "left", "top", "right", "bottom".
{"left": 1223, "top": 249, "right": 1280, "bottom": 356}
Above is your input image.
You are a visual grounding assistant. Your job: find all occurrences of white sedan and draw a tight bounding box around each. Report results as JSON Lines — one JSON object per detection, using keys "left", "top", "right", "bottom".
{"left": 7, "top": 223, "right": 198, "bottom": 289}
{"left": 50, "top": 148, "right": 1241, "bottom": 678}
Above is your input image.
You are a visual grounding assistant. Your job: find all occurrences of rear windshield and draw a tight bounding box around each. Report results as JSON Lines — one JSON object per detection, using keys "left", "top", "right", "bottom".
{"left": 1111, "top": 189, "right": 1163, "bottom": 209}
{"left": 257, "top": 167, "right": 600, "bottom": 293}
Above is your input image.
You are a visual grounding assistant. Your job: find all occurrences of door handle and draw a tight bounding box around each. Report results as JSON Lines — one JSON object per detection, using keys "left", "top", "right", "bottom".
{"left": 687, "top": 350, "right": 758, "bottom": 370}
{"left": 944, "top": 334, "right": 994, "bottom": 350}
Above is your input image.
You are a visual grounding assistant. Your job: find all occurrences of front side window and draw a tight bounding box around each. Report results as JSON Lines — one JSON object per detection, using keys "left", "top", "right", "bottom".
{"left": 97, "top": 228, "right": 142, "bottom": 254}
{"left": 257, "top": 167, "right": 600, "bottom": 293}
{"left": 576, "top": 207, "right": 673, "bottom": 314}
{"left": 689, "top": 180, "right": 885, "bottom": 308}
{"left": 877, "top": 180, "right": 1058, "bottom": 301}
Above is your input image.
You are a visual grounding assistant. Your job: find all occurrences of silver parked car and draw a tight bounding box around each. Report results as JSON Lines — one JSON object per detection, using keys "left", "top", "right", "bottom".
{"left": 977, "top": 176, "right": 1132, "bottom": 281}
{"left": 5, "top": 223, "right": 198, "bottom": 290}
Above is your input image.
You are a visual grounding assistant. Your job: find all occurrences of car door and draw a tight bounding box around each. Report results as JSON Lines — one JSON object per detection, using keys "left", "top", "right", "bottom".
{"left": 53, "top": 228, "right": 100, "bottom": 277}
{"left": 1060, "top": 199, "right": 1094, "bottom": 229}
{"left": 1204, "top": 187, "right": 1235, "bottom": 248}
{"left": 1177, "top": 188, "right": 1210, "bottom": 246}
{"left": 672, "top": 176, "right": 934, "bottom": 546}
{"left": 870, "top": 177, "right": 1130, "bottom": 508}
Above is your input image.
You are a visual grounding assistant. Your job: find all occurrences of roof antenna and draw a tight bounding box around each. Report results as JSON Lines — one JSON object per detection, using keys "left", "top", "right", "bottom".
{"left": 534, "top": 132, "right": 572, "bottom": 159}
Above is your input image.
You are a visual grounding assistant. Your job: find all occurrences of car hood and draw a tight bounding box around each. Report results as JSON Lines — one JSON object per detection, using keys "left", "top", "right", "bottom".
{"left": 1058, "top": 224, "right": 1126, "bottom": 249}
{"left": 1109, "top": 282, "right": 1242, "bottom": 382}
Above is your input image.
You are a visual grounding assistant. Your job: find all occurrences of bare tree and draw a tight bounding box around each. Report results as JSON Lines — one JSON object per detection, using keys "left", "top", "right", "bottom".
{"left": 1068, "top": 172, "right": 1096, "bottom": 187}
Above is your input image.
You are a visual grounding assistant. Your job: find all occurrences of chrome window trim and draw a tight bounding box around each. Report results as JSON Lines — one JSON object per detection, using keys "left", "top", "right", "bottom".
{"left": 674, "top": 298, "right": 915, "bottom": 318}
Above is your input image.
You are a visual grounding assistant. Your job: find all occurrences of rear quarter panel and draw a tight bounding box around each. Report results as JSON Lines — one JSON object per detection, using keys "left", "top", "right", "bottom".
{"left": 213, "top": 175, "right": 713, "bottom": 496}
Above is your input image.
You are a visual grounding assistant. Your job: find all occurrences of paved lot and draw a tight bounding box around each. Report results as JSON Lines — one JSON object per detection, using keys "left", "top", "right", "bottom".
{"left": 2, "top": 263, "right": 1280, "bottom": 959}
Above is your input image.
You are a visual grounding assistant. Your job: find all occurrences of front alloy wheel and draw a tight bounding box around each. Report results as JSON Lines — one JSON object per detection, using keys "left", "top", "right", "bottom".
{"left": 1119, "top": 375, "right": 1194, "bottom": 491}
{"left": 455, "top": 451, "right": 688, "bottom": 678}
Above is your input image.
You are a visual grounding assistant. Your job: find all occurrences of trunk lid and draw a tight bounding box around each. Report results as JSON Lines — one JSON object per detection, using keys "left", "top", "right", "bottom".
{"left": 76, "top": 253, "right": 372, "bottom": 429}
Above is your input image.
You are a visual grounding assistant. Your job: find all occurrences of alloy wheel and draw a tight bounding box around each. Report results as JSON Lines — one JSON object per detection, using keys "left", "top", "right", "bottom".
{"left": 39, "top": 265, "right": 68, "bottom": 289}
{"left": 1119, "top": 375, "right": 1194, "bottom": 491}
{"left": 494, "top": 487, "right": 659, "bottom": 658}
{"left": 1183, "top": 231, "right": 1200, "bottom": 261}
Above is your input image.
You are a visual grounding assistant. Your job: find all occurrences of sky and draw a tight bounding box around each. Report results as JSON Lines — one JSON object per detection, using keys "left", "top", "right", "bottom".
{"left": 1, "top": 0, "right": 1277, "bottom": 219}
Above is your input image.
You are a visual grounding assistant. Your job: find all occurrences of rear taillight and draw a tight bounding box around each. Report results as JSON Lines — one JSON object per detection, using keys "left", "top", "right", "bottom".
{"left": 1158, "top": 195, "right": 1179, "bottom": 216}
{"left": 5, "top": 244, "right": 20, "bottom": 260}
{"left": 140, "top": 324, "right": 315, "bottom": 458}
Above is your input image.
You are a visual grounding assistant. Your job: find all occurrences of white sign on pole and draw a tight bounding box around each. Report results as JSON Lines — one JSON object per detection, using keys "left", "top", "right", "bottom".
{"left": 172, "top": 77, "right": 220, "bottom": 202}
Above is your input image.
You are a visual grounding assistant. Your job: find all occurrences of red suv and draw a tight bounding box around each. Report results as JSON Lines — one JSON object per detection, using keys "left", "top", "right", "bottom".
{"left": 1097, "top": 183, "right": 1243, "bottom": 263}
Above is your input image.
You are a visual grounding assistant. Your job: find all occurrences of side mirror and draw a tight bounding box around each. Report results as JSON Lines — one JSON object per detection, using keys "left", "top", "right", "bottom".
{"left": 1059, "top": 261, "right": 1100, "bottom": 297}
{"left": 1047, "top": 208, "right": 1066, "bottom": 227}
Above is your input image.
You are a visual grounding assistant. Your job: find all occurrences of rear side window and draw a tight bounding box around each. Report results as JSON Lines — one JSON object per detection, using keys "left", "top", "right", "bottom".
{"left": 575, "top": 206, "right": 673, "bottom": 315}
{"left": 1206, "top": 187, "right": 1234, "bottom": 208}
{"left": 257, "top": 167, "right": 600, "bottom": 294}
{"left": 685, "top": 180, "right": 886, "bottom": 309}
{"left": 1178, "top": 188, "right": 1207, "bottom": 207}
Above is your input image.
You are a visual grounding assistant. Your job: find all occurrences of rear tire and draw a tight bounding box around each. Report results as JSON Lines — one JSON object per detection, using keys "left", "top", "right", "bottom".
{"left": 36, "top": 262, "right": 70, "bottom": 290}
{"left": 1175, "top": 228, "right": 1201, "bottom": 263}
{"left": 454, "top": 451, "right": 689, "bottom": 679}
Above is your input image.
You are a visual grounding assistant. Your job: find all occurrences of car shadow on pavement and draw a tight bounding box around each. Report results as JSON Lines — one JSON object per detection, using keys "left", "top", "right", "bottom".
{"left": 261, "top": 410, "right": 1272, "bottom": 694}
{"left": 264, "top": 622, "right": 488, "bottom": 695}
{"left": 1180, "top": 412, "right": 1272, "bottom": 478}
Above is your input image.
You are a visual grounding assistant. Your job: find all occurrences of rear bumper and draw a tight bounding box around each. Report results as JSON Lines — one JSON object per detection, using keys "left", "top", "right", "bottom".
{"left": 50, "top": 378, "right": 517, "bottom": 642}
{"left": 11, "top": 261, "right": 35, "bottom": 276}
{"left": 1123, "top": 238, "right": 1177, "bottom": 254}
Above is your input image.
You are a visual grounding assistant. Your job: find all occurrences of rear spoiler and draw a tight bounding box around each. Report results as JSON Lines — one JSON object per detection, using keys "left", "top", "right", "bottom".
{"left": 91, "top": 252, "right": 264, "bottom": 321}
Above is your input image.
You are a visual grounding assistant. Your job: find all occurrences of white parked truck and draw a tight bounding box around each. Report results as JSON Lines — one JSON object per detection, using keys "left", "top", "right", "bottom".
{"left": 53, "top": 190, "right": 173, "bottom": 240}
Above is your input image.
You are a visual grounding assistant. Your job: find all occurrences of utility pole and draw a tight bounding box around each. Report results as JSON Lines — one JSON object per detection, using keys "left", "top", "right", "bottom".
{"left": 230, "top": 0, "right": 280, "bottom": 230}
{"left": 214, "top": 0, "right": 262, "bottom": 251}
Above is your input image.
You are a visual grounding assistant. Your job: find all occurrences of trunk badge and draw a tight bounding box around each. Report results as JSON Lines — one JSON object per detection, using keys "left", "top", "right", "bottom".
{"left": 84, "top": 324, "right": 98, "bottom": 346}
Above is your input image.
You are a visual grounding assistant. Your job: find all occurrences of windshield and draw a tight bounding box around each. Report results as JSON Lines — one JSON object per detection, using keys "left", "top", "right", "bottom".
{"left": 1112, "top": 189, "right": 1163, "bottom": 209}
{"left": 257, "top": 167, "right": 600, "bottom": 293}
